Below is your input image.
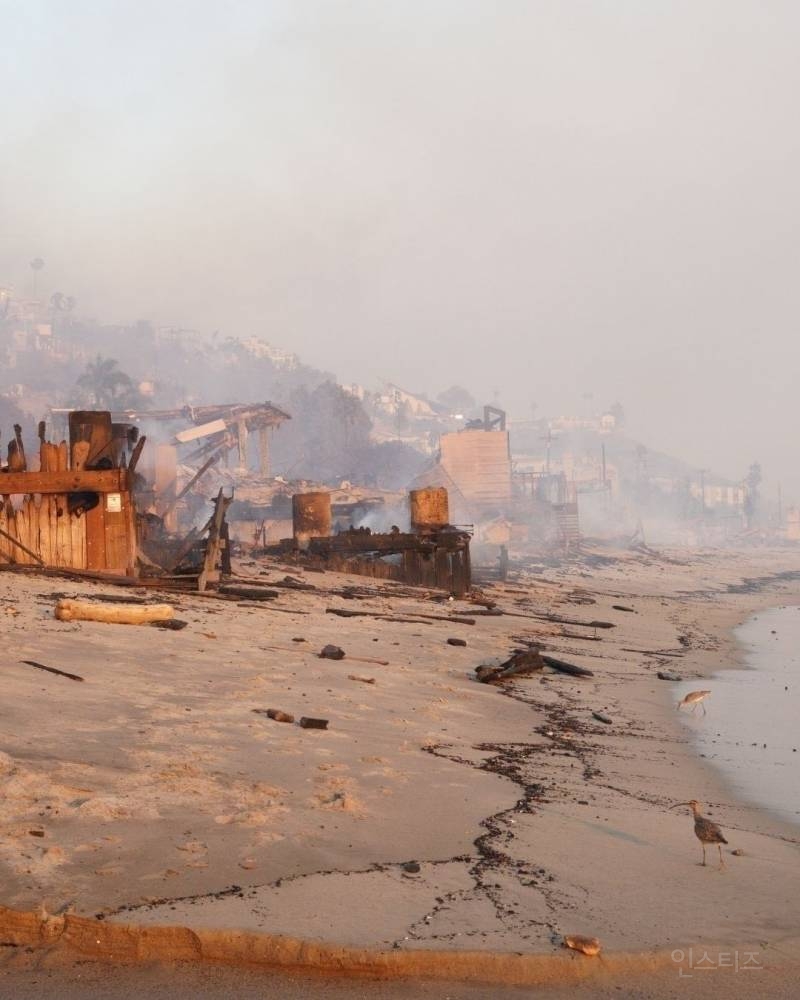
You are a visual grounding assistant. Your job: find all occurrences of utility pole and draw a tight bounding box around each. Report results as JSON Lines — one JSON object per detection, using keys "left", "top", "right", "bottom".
{"left": 541, "top": 428, "right": 552, "bottom": 476}
{"left": 30, "top": 257, "right": 44, "bottom": 300}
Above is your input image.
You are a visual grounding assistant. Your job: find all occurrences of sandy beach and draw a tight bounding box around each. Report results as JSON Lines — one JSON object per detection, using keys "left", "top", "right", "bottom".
{"left": 2, "top": 545, "right": 800, "bottom": 994}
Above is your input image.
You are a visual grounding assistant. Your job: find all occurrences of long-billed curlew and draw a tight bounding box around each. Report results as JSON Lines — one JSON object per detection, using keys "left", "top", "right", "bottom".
{"left": 671, "top": 799, "right": 728, "bottom": 868}
{"left": 677, "top": 689, "right": 711, "bottom": 715}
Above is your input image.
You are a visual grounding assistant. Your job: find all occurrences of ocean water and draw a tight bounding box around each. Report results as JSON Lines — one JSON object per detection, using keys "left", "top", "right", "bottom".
{"left": 675, "top": 604, "right": 800, "bottom": 827}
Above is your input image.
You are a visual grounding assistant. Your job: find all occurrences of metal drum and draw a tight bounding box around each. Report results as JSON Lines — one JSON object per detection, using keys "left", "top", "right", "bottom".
{"left": 292, "top": 491, "right": 332, "bottom": 550}
{"left": 409, "top": 487, "right": 449, "bottom": 532}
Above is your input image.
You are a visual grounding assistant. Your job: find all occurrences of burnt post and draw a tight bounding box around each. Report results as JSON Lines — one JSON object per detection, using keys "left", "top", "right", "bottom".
{"left": 292, "top": 491, "right": 332, "bottom": 551}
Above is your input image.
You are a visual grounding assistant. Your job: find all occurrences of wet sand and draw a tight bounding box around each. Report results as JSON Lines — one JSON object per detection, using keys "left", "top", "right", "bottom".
{"left": 1, "top": 545, "right": 800, "bottom": 991}
{"left": 676, "top": 604, "right": 800, "bottom": 826}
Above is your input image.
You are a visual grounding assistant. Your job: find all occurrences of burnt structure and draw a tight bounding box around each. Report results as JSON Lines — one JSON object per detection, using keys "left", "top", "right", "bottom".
{"left": 0, "top": 411, "right": 231, "bottom": 590}
{"left": 267, "top": 486, "right": 472, "bottom": 597}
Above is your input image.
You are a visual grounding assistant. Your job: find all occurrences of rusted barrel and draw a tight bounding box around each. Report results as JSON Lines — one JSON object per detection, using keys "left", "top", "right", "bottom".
{"left": 409, "top": 487, "right": 449, "bottom": 532}
{"left": 292, "top": 491, "right": 332, "bottom": 550}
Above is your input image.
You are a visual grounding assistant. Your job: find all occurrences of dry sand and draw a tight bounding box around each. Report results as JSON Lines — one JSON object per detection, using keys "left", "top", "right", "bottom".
{"left": 2, "top": 545, "right": 800, "bottom": 994}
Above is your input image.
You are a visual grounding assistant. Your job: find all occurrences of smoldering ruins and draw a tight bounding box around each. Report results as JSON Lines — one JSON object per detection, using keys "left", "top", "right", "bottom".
{"left": 4, "top": 3, "right": 800, "bottom": 994}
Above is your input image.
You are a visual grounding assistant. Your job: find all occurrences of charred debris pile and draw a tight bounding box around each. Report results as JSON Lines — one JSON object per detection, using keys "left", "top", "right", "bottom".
{"left": 0, "top": 406, "right": 473, "bottom": 597}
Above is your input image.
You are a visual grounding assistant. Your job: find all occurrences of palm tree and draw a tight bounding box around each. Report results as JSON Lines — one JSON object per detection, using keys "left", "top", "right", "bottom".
{"left": 75, "top": 356, "right": 141, "bottom": 410}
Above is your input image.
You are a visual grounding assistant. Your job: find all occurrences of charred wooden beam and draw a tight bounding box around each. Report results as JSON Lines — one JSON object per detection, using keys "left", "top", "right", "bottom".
{"left": 0, "top": 469, "right": 131, "bottom": 495}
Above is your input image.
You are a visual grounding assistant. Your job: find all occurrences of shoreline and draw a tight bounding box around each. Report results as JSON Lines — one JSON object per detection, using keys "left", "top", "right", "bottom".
{"left": 676, "top": 602, "right": 800, "bottom": 833}
{"left": 2, "top": 545, "right": 800, "bottom": 985}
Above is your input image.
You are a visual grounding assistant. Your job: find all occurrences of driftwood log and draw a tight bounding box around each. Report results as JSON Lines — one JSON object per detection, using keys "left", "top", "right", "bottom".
{"left": 55, "top": 599, "right": 174, "bottom": 625}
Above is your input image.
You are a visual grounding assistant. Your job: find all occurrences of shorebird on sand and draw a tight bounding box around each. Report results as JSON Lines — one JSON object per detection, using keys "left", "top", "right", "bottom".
{"left": 671, "top": 799, "right": 728, "bottom": 868}
{"left": 677, "top": 690, "right": 711, "bottom": 715}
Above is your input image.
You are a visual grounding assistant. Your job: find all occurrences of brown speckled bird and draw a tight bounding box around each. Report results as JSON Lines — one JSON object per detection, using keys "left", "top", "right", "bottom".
{"left": 672, "top": 799, "right": 728, "bottom": 868}
{"left": 677, "top": 690, "right": 711, "bottom": 715}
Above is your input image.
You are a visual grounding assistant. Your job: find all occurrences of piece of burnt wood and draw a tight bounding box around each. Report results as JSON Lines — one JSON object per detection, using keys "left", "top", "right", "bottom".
{"left": 592, "top": 711, "right": 613, "bottom": 724}
{"left": 233, "top": 602, "right": 309, "bottom": 615}
{"left": 347, "top": 675, "right": 376, "bottom": 684}
{"left": 298, "top": 717, "right": 329, "bottom": 730}
{"left": 150, "top": 619, "right": 189, "bottom": 630}
{"left": 13, "top": 424, "right": 26, "bottom": 470}
{"left": 475, "top": 649, "right": 545, "bottom": 684}
{"left": 7, "top": 438, "right": 25, "bottom": 472}
{"left": 612, "top": 605, "right": 635, "bottom": 613}
{"left": 622, "top": 648, "right": 684, "bottom": 658}
{"left": 20, "top": 659, "right": 84, "bottom": 682}
{"left": 447, "top": 637, "right": 467, "bottom": 646}
{"left": 534, "top": 614, "right": 615, "bottom": 629}
{"left": 69, "top": 410, "right": 113, "bottom": 468}
{"left": 127, "top": 435, "right": 147, "bottom": 474}
{"left": 198, "top": 489, "right": 232, "bottom": 592}
{"left": 541, "top": 654, "right": 595, "bottom": 678}
{"left": 325, "top": 607, "right": 475, "bottom": 626}
{"left": 266, "top": 575, "right": 317, "bottom": 591}
{"left": 220, "top": 519, "right": 232, "bottom": 577}
{"left": 218, "top": 585, "right": 279, "bottom": 601}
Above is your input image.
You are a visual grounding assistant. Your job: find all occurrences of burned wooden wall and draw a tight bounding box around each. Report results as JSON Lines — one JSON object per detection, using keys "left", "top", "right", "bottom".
{"left": 0, "top": 412, "right": 137, "bottom": 574}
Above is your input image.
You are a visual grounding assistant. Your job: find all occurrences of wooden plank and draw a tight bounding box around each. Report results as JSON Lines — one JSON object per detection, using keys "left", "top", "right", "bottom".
{"left": 70, "top": 506, "right": 86, "bottom": 570}
{"left": 0, "top": 469, "right": 131, "bottom": 494}
{"left": 49, "top": 495, "right": 60, "bottom": 566}
{"left": 71, "top": 441, "right": 91, "bottom": 471}
{"left": 56, "top": 494, "right": 69, "bottom": 567}
{"left": 103, "top": 489, "right": 130, "bottom": 574}
{"left": 69, "top": 411, "right": 113, "bottom": 466}
{"left": 26, "top": 497, "right": 39, "bottom": 565}
{"left": 85, "top": 500, "right": 106, "bottom": 570}
{"left": 198, "top": 490, "right": 230, "bottom": 592}
{"left": 174, "top": 419, "right": 227, "bottom": 444}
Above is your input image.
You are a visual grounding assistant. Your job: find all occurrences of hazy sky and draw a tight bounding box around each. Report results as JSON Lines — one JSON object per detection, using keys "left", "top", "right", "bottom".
{"left": 2, "top": 1, "right": 799, "bottom": 495}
